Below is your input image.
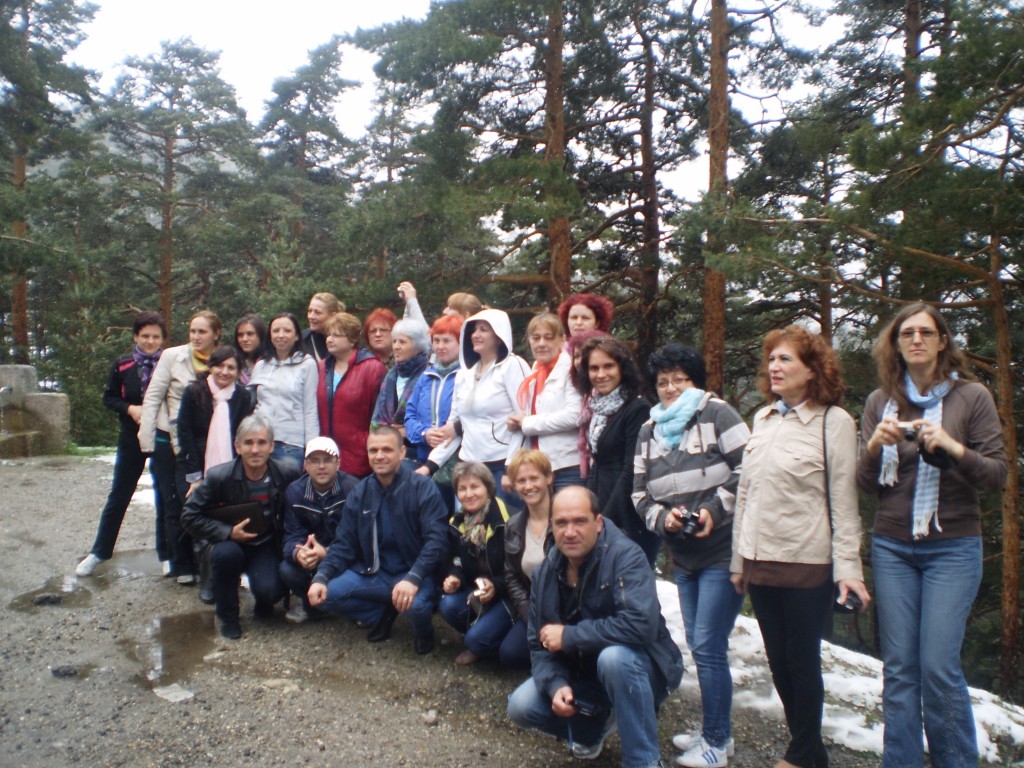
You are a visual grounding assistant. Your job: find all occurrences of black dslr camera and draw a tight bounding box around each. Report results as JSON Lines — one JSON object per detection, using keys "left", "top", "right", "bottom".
{"left": 672, "top": 507, "right": 702, "bottom": 539}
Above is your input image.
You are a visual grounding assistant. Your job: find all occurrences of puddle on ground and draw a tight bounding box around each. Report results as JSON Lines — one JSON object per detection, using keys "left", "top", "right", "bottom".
{"left": 9, "top": 575, "right": 91, "bottom": 612}
{"left": 121, "top": 611, "right": 216, "bottom": 689}
{"left": 92, "top": 549, "right": 163, "bottom": 588}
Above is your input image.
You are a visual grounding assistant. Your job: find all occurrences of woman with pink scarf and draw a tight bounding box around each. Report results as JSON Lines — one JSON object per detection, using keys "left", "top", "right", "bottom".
{"left": 177, "top": 346, "right": 254, "bottom": 601}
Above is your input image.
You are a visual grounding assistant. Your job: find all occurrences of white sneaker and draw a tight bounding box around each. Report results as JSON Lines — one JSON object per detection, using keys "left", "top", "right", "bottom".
{"left": 676, "top": 738, "right": 729, "bottom": 768}
{"left": 672, "top": 733, "right": 734, "bottom": 757}
{"left": 570, "top": 718, "right": 616, "bottom": 760}
{"left": 285, "top": 602, "right": 309, "bottom": 624}
{"left": 161, "top": 560, "right": 172, "bottom": 577}
{"left": 75, "top": 554, "right": 102, "bottom": 577}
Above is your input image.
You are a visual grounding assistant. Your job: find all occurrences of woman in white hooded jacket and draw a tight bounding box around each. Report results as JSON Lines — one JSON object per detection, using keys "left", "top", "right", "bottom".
{"left": 428, "top": 308, "right": 529, "bottom": 501}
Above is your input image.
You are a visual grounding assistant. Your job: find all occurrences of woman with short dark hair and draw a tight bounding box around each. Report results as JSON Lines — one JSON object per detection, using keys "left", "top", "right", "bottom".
{"left": 77, "top": 311, "right": 169, "bottom": 577}
{"left": 634, "top": 343, "right": 750, "bottom": 767}
{"left": 858, "top": 304, "right": 1006, "bottom": 768}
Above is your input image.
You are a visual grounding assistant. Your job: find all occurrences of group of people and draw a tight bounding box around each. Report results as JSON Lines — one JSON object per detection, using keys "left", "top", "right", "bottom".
{"left": 76, "top": 288, "right": 1006, "bottom": 768}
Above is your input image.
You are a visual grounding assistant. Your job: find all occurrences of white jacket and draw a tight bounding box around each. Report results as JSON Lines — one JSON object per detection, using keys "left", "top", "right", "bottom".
{"left": 138, "top": 344, "right": 197, "bottom": 454}
{"left": 517, "top": 350, "right": 582, "bottom": 470}
{"left": 432, "top": 308, "right": 528, "bottom": 465}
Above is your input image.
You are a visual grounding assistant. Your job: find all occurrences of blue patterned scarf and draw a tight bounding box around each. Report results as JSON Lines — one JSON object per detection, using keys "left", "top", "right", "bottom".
{"left": 649, "top": 388, "right": 705, "bottom": 449}
{"left": 879, "top": 372, "right": 956, "bottom": 539}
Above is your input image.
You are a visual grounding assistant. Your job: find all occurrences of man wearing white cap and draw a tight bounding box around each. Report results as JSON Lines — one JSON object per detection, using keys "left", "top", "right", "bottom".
{"left": 279, "top": 437, "right": 357, "bottom": 623}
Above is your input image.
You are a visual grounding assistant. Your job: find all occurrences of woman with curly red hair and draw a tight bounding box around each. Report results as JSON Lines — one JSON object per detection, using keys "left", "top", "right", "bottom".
{"left": 556, "top": 293, "right": 614, "bottom": 338}
{"left": 730, "top": 325, "right": 870, "bottom": 768}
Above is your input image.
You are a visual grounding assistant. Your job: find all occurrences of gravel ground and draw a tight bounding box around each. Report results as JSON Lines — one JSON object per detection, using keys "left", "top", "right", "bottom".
{"left": 0, "top": 455, "right": 877, "bottom": 768}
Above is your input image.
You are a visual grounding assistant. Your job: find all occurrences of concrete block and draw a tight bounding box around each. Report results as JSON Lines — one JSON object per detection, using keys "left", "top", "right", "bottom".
{"left": 24, "top": 393, "right": 70, "bottom": 454}
{"left": 0, "top": 365, "right": 38, "bottom": 394}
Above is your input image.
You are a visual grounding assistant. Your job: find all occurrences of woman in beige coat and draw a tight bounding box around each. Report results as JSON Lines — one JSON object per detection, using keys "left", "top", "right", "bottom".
{"left": 730, "top": 325, "right": 869, "bottom": 768}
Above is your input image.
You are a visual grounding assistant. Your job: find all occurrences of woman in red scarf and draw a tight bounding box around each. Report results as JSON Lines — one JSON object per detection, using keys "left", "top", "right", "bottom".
{"left": 506, "top": 313, "right": 583, "bottom": 492}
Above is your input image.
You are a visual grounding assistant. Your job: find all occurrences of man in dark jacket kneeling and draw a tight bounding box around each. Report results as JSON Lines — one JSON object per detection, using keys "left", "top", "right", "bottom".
{"left": 507, "top": 486, "right": 683, "bottom": 768}
{"left": 307, "top": 426, "right": 448, "bottom": 655}
{"left": 182, "top": 415, "right": 299, "bottom": 639}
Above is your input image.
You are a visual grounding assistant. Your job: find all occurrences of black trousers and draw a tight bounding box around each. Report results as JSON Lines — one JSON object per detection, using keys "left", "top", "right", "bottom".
{"left": 748, "top": 580, "right": 832, "bottom": 768}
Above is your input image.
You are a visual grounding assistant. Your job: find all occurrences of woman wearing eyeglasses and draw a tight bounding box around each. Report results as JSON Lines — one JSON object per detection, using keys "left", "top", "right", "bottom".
{"left": 859, "top": 304, "right": 1006, "bottom": 768}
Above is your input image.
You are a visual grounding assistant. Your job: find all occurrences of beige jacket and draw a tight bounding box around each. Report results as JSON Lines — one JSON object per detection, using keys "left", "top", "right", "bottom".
{"left": 731, "top": 402, "right": 864, "bottom": 583}
{"left": 138, "top": 344, "right": 198, "bottom": 455}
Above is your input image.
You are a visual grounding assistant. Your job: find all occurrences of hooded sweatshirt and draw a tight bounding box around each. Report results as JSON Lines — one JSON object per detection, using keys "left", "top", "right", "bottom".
{"left": 432, "top": 308, "right": 529, "bottom": 466}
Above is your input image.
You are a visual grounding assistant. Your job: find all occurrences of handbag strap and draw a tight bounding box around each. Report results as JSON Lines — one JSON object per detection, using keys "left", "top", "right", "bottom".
{"left": 822, "top": 405, "right": 833, "bottom": 534}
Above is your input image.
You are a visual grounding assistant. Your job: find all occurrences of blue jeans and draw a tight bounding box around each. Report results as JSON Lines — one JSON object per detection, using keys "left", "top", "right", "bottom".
{"left": 322, "top": 569, "right": 437, "bottom": 638}
{"left": 675, "top": 567, "right": 744, "bottom": 748}
{"left": 872, "top": 534, "right": 982, "bottom": 768}
{"left": 552, "top": 465, "right": 585, "bottom": 492}
{"left": 271, "top": 442, "right": 304, "bottom": 476}
{"left": 507, "top": 645, "right": 667, "bottom": 768}
{"left": 90, "top": 428, "right": 163, "bottom": 560}
{"left": 499, "top": 618, "right": 530, "bottom": 669}
{"left": 211, "top": 539, "right": 285, "bottom": 623}
{"left": 439, "top": 591, "right": 514, "bottom": 656}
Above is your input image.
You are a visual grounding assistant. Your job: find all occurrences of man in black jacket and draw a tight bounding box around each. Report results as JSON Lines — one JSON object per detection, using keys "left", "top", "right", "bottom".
{"left": 308, "top": 426, "right": 448, "bottom": 654}
{"left": 182, "top": 415, "right": 299, "bottom": 639}
{"left": 507, "top": 486, "right": 683, "bottom": 768}
{"left": 279, "top": 436, "right": 357, "bottom": 624}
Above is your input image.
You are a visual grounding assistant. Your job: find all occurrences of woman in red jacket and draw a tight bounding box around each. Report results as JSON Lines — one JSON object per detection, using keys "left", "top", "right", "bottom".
{"left": 317, "top": 312, "right": 387, "bottom": 477}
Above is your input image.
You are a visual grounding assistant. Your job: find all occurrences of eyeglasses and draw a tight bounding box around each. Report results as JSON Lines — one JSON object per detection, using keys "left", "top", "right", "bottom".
{"left": 656, "top": 374, "right": 692, "bottom": 390}
{"left": 898, "top": 328, "right": 940, "bottom": 340}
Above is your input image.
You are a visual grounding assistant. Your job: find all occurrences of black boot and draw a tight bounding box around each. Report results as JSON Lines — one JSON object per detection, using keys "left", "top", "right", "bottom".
{"left": 367, "top": 604, "right": 398, "bottom": 642}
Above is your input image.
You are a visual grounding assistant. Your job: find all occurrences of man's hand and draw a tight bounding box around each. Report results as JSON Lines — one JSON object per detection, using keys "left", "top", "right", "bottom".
{"left": 308, "top": 582, "right": 327, "bottom": 608}
{"left": 551, "top": 685, "right": 577, "bottom": 718}
{"left": 442, "top": 575, "right": 462, "bottom": 594}
{"left": 539, "top": 623, "right": 566, "bottom": 653}
{"left": 230, "top": 519, "right": 257, "bottom": 543}
{"left": 294, "top": 534, "right": 327, "bottom": 570}
{"left": 392, "top": 579, "right": 420, "bottom": 614}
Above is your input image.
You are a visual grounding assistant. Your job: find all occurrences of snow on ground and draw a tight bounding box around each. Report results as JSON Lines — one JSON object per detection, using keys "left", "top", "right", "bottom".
{"left": 91, "top": 455, "right": 1024, "bottom": 762}
{"left": 656, "top": 580, "right": 1024, "bottom": 763}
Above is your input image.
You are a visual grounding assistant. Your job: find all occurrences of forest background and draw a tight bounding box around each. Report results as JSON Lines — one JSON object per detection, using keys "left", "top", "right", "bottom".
{"left": 2, "top": 0, "right": 1022, "bottom": 702}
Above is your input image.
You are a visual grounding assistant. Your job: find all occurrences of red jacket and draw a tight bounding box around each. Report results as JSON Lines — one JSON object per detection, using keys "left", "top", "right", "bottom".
{"left": 318, "top": 348, "right": 386, "bottom": 478}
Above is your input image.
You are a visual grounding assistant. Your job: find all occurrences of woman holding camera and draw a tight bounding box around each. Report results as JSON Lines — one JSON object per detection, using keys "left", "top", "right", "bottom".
{"left": 859, "top": 304, "right": 1006, "bottom": 768}
{"left": 633, "top": 344, "right": 749, "bottom": 768}
{"left": 730, "top": 325, "right": 870, "bottom": 768}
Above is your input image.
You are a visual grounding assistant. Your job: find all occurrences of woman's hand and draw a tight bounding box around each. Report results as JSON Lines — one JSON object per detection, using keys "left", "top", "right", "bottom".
{"left": 865, "top": 416, "right": 905, "bottom": 457}
{"left": 443, "top": 575, "right": 461, "bottom": 594}
{"left": 127, "top": 404, "right": 143, "bottom": 425}
{"left": 506, "top": 413, "right": 525, "bottom": 432}
{"left": 836, "top": 579, "right": 871, "bottom": 612}
{"left": 730, "top": 572, "right": 746, "bottom": 595}
{"left": 500, "top": 474, "right": 513, "bottom": 493}
{"left": 397, "top": 281, "right": 417, "bottom": 301}
{"left": 186, "top": 480, "right": 202, "bottom": 498}
{"left": 918, "top": 421, "right": 966, "bottom": 462}
{"left": 476, "top": 578, "right": 496, "bottom": 604}
{"left": 423, "top": 427, "right": 446, "bottom": 448}
{"left": 438, "top": 423, "right": 457, "bottom": 443}
{"left": 695, "top": 508, "right": 714, "bottom": 538}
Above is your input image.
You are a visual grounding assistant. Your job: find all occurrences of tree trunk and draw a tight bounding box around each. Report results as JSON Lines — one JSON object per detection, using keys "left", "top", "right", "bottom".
{"left": 10, "top": 151, "right": 30, "bottom": 363}
{"left": 159, "top": 134, "right": 175, "bottom": 332}
{"left": 543, "top": 0, "right": 571, "bottom": 304}
{"left": 991, "top": 253, "right": 1020, "bottom": 694}
{"left": 703, "top": 0, "right": 729, "bottom": 394}
{"left": 633, "top": 7, "right": 661, "bottom": 368}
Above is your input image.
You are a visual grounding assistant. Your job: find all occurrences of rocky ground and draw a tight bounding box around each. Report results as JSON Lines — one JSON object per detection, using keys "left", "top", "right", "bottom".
{"left": 0, "top": 455, "right": 879, "bottom": 768}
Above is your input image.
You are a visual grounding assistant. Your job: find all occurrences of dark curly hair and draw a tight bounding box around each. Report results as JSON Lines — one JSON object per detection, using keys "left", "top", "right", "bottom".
{"left": 578, "top": 336, "right": 643, "bottom": 401}
{"left": 756, "top": 325, "right": 845, "bottom": 406}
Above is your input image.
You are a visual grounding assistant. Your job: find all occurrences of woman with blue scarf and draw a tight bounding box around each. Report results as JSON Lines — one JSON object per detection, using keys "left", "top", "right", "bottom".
{"left": 859, "top": 304, "right": 1006, "bottom": 768}
{"left": 632, "top": 344, "right": 750, "bottom": 768}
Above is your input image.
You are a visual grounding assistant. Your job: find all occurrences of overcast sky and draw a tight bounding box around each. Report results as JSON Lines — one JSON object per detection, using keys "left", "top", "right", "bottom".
{"left": 69, "top": 0, "right": 432, "bottom": 134}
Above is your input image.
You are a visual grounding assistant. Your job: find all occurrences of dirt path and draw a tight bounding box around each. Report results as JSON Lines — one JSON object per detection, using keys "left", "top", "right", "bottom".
{"left": 0, "top": 455, "right": 876, "bottom": 768}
